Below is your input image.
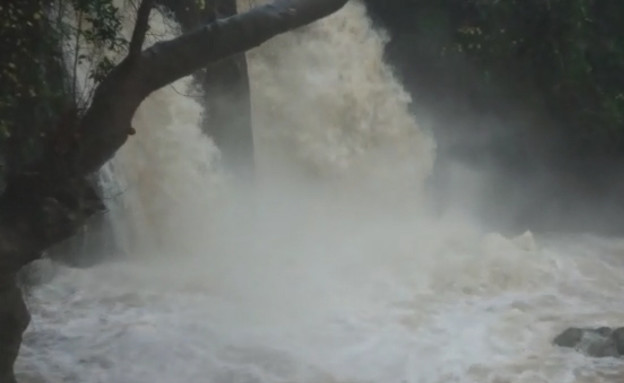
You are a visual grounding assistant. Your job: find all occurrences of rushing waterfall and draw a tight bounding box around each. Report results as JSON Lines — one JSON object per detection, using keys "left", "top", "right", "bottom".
{"left": 15, "top": 2, "right": 624, "bottom": 382}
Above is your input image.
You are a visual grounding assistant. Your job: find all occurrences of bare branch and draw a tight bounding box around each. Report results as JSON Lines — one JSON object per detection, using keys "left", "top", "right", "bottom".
{"left": 129, "top": 0, "right": 155, "bottom": 58}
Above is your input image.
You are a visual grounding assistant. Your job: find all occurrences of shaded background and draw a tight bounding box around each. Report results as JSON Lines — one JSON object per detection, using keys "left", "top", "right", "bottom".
{"left": 363, "top": 0, "right": 624, "bottom": 235}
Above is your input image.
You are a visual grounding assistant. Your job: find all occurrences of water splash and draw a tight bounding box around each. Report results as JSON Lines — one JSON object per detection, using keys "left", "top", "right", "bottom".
{"left": 245, "top": 1, "right": 435, "bottom": 209}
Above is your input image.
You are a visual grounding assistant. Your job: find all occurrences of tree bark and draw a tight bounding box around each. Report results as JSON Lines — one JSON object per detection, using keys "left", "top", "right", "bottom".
{"left": 129, "top": 0, "right": 155, "bottom": 59}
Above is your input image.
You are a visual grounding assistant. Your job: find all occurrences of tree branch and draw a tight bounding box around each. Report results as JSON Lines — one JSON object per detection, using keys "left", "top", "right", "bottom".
{"left": 71, "top": 0, "right": 349, "bottom": 175}
{"left": 140, "top": 0, "right": 349, "bottom": 91}
{"left": 129, "top": 0, "right": 155, "bottom": 58}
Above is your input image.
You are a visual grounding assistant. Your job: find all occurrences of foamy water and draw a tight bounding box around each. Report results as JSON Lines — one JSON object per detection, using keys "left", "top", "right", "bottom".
{"left": 16, "top": 223, "right": 624, "bottom": 383}
{"left": 14, "top": 1, "right": 624, "bottom": 382}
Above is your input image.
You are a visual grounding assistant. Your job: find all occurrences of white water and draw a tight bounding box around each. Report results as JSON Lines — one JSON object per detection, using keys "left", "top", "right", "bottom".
{"left": 15, "top": 2, "right": 624, "bottom": 382}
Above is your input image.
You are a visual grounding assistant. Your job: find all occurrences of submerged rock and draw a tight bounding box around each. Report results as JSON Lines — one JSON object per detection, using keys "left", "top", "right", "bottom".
{"left": 553, "top": 327, "right": 624, "bottom": 358}
{"left": 554, "top": 327, "right": 584, "bottom": 348}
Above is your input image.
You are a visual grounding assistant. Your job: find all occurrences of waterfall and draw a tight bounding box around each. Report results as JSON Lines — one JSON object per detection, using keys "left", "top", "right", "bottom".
{"left": 15, "top": 2, "right": 624, "bottom": 383}
{"left": 243, "top": 1, "right": 435, "bottom": 197}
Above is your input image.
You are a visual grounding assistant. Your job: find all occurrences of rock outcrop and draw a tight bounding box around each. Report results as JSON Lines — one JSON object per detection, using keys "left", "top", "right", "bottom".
{"left": 554, "top": 327, "right": 624, "bottom": 358}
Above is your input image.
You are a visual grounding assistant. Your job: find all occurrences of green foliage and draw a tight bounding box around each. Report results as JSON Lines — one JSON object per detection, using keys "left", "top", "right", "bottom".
{"left": 64, "top": 0, "right": 128, "bottom": 102}
{"left": 453, "top": 0, "right": 624, "bottom": 152}
{"left": 71, "top": 0, "right": 125, "bottom": 49}
{"left": 0, "top": 1, "right": 64, "bottom": 172}
{"left": 366, "top": 0, "right": 624, "bottom": 159}
{"left": 0, "top": 0, "right": 127, "bottom": 177}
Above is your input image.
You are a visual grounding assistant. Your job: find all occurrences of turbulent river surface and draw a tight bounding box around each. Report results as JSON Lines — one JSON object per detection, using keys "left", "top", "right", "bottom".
{"left": 15, "top": 2, "right": 624, "bottom": 382}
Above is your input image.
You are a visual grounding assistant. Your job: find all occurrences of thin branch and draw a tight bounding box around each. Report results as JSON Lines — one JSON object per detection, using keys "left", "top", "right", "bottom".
{"left": 129, "top": 0, "right": 155, "bottom": 58}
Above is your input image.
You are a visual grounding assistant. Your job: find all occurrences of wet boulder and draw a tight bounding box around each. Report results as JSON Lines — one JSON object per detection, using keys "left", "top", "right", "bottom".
{"left": 611, "top": 327, "right": 624, "bottom": 355}
{"left": 553, "top": 327, "right": 624, "bottom": 358}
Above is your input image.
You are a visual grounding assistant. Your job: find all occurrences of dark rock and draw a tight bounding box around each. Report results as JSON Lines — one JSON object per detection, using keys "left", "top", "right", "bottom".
{"left": 611, "top": 327, "right": 624, "bottom": 355}
{"left": 581, "top": 331, "right": 618, "bottom": 358}
{"left": 47, "top": 173, "right": 124, "bottom": 269}
{"left": 17, "top": 259, "right": 57, "bottom": 292}
{"left": 554, "top": 327, "right": 623, "bottom": 358}
{"left": 554, "top": 327, "right": 583, "bottom": 348}
{"left": 0, "top": 275, "right": 30, "bottom": 383}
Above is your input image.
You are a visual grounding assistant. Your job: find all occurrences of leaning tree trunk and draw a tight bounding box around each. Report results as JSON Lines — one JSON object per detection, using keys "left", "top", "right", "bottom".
{"left": 0, "top": 0, "right": 349, "bottom": 379}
